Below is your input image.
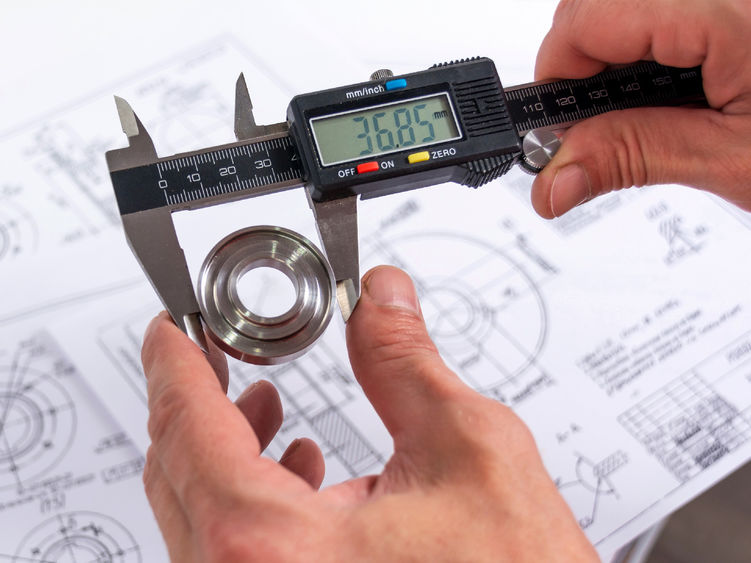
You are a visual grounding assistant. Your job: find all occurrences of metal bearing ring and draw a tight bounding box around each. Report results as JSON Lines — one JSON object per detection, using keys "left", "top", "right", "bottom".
{"left": 197, "top": 226, "right": 335, "bottom": 365}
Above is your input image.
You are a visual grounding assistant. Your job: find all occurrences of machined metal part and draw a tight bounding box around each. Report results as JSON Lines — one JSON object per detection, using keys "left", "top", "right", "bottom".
{"left": 308, "top": 195, "right": 360, "bottom": 322}
{"left": 520, "top": 129, "right": 564, "bottom": 174}
{"left": 197, "top": 226, "right": 335, "bottom": 364}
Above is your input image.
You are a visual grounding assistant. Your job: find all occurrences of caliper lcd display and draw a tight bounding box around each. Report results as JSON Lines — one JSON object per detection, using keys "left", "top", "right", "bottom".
{"left": 310, "top": 93, "right": 461, "bottom": 166}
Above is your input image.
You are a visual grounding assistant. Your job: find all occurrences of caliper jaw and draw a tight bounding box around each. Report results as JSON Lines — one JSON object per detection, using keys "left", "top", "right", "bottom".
{"left": 121, "top": 208, "right": 208, "bottom": 351}
{"left": 234, "top": 73, "right": 288, "bottom": 140}
{"left": 308, "top": 195, "right": 360, "bottom": 323}
{"left": 235, "top": 73, "right": 361, "bottom": 323}
{"left": 106, "top": 97, "right": 209, "bottom": 352}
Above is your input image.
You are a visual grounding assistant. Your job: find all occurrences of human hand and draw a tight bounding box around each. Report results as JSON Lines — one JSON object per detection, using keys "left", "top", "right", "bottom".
{"left": 531, "top": 0, "right": 751, "bottom": 218}
{"left": 141, "top": 266, "right": 596, "bottom": 562}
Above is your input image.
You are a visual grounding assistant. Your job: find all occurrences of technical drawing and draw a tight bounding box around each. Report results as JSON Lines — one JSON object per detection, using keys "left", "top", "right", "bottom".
{"left": 151, "top": 81, "right": 232, "bottom": 153}
{"left": 503, "top": 168, "right": 627, "bottom": 236}
{"left": 12, "top": 511, "right": 141, "bottom": 563}
{"left": 95, "top": 303, "right": 386, "bottom": 479}
{"left": 659, "top": 215, "right": 707, "bottom": 265}
{"left": 556, "top": 450, "right": 628, "bottom": 529}
{"left": 97, "top": 307, "right": 155, "bottom": 406}
{"left": 0, "top": 38, "right": 274, "bottom": 258}
{"left": 0, "top": 191, "right": 38, "bottom": 261}
{"left": 231, "top": 342, "right": 385, "bottom": 478}
{"left": 365, "top": 231, "right": 553, "bottom": 405}
{"left": 619, "top": 372, "right": 751, "bottom": 482}
{"left": 0, "top": 335, "right": 77, "bottom": 492}
{"left": 30, "top": 123, "right": 120, "bottom": 227}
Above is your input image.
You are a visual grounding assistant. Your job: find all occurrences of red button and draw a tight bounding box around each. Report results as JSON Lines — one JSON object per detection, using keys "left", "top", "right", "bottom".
{"left": 357, "top": 161, "right": 379, "bottom": 174}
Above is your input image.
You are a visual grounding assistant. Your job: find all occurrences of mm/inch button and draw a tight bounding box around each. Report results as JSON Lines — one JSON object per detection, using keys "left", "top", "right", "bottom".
{"left": 385, "top": 78, "right": 407, "bottom": 91}
{"left": 357, "top": 161, "right": 379, "bottom": 174}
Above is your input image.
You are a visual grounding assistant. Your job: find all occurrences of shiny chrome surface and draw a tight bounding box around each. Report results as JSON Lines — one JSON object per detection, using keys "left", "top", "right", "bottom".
{"left": 197, "top": 226, "right": 335, "bottom": 364}
{"left": 520, "top": 128, "right": 563, "bottom": 174}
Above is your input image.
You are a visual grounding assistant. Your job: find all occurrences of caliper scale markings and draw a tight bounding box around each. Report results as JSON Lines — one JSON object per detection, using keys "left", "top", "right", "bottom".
{"left": 505, "top": 61, "right": 704, "bottom": 136}
{"left": 110, "top": 135, "right": 303, "bottom": 215}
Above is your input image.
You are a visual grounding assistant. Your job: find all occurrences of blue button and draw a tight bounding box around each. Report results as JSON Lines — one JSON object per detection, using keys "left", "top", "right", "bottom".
{"left": 385, "top": 78, "right": 407, "bottom": 91}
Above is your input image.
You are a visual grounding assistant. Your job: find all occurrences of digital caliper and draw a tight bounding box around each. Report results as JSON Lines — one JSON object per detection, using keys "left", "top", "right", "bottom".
{"left": 106, "top": 58, "right": 705, "bottom": 364}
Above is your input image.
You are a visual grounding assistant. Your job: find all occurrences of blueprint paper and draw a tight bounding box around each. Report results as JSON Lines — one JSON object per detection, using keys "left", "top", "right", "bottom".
{"left": 49, "top": 169, "right": 751, "bottom": 559}
{"left": 4, "top": 0, "right": 751, "bottom": 560}
{"left": 0, "top": 324, "right": 167, "bottom": 561}
{"left": 0, "top": 32, "right": 361, "bottom": 561}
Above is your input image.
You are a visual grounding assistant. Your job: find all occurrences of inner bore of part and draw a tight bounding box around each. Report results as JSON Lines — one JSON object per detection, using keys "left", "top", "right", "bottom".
{"left": 236, "top": 266, "right": 298, "bottom": 319}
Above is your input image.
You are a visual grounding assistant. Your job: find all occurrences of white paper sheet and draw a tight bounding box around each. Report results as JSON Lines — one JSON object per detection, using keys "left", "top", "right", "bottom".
{"left": 50, "top": 172, "right": 751, "bottom": 558}
{"left": 0, "top": 29, "right": 354, "bottom": 561}
{"left": 5, "top": 1, "right": 751, "bottom": 560}
{"left": 0, "top": 324, "right": 167, "bottom": 561}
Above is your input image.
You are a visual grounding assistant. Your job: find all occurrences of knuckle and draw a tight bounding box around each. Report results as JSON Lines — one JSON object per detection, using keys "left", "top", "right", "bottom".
{"left": 460, "top": 401, "right": 541, "bottom": 482}
{"left": 452, "top": 395, "right": 536, "bottom": 452}
{"left": 615, "top": 122, "right": 649, "bottom": 188}
{"left": 198, "top": 509, "right": 300, "bottom": 563}
{"left": 553, "top": 0, "right": 581, "bottom": 25}
{"left": 202, "top": 533, "right": 256, "bottom": 563}
{"left": 553, "top": 0, "right": 597, "bottom": 35}
{"left": 579, "top": 114, "right": 650, "bottom": 191}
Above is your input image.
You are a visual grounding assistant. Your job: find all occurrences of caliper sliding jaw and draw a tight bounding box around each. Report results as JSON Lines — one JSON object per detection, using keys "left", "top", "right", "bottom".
{"left": 234, "top": 72, "right": 361, "bottom": 322}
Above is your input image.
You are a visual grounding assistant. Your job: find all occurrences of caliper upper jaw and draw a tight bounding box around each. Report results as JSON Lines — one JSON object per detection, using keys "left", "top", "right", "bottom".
{"left": 106, "top": 97, "right": 209, "bottom": 353}
{"left": 107, "top": 96, "right": 159, "bottom": 172}
{"left": 234, "top": 73, "right": 288, "bottom": 141}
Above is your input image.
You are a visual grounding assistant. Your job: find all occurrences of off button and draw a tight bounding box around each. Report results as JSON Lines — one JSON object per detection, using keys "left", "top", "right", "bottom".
{"left": 357, "top": 161, "right": 379, "bottom": 174}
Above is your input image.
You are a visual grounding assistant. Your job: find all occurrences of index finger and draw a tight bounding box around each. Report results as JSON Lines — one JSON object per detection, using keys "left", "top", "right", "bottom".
{"left": 537, "top": 0, "right": 751, "bottom": 112}
{"left": 535, "top": 0, "right": 706, "bottom": 81}
{"left": 141, "top": 313, "right": 294, "bottom": 513}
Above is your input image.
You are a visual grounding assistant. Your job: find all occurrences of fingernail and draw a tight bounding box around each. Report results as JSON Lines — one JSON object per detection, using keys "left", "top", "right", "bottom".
{"left": 362, "top": 266, "right": 420, "bottom": 315}
{"left": 550, "top": 164, "right": 591, "bottom": 217}
{"left": 280, "top": 438, "right": 301, "bottom": 463}
{"left": 236, "top": 380, "right": 262, "bottom": 401}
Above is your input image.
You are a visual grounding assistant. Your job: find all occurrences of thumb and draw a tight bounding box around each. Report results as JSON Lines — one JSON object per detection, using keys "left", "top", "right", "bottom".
{"left": 346, "top": 266, "right": 467, "bottom": 444}
{"left": 530, "top": 106, "right": 751, "bottom": 218}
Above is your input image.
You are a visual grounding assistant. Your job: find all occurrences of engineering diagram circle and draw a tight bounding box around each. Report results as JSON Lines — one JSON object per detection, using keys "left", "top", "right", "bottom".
{"left": 365, "top": 232, "right": 547, "bottom": 392}
{"left": 0, "top": 366, "right": 76, "bottom": 491}
{"left": 14, "top": 511, "right": 142, "bottom": 563}
{"left": 0, "top": 199, "right": 38, "bottom": 262}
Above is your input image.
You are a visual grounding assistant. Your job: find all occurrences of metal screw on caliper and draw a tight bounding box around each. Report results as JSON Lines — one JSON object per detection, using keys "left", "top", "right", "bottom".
{"left": 519, "top": 129, "right": 564, "bottom": 175}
